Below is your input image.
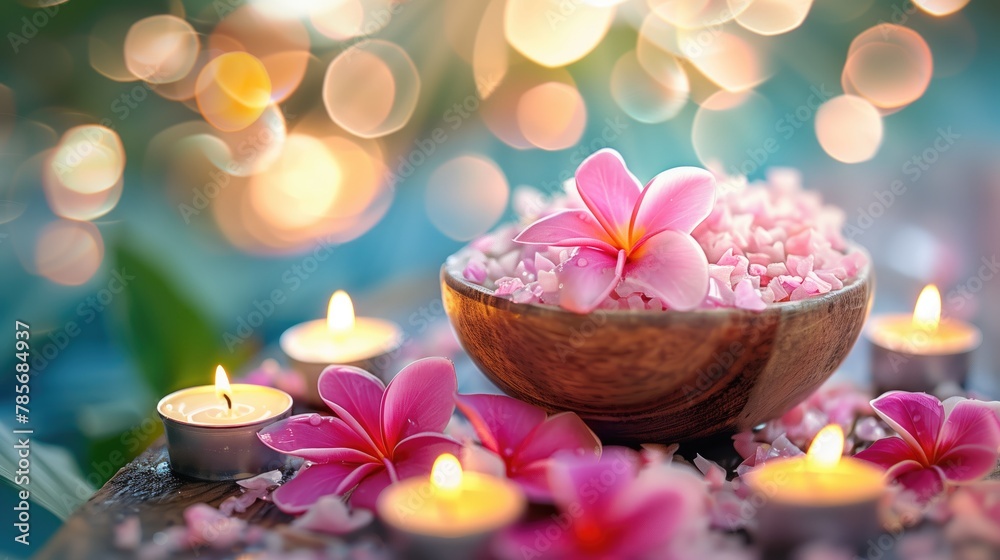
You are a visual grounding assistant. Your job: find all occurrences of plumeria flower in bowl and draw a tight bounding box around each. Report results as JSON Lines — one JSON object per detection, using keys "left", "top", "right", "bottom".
{"left": 441, "top": 149, "right": 873, "bottom": 445}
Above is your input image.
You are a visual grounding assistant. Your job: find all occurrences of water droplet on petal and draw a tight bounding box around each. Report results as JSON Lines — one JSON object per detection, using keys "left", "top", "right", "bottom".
{"left": 577, "top": 258, "right": 588, "bottom": 267}
{"left": 308, "top": 414, "right": 322, "bottom": 426}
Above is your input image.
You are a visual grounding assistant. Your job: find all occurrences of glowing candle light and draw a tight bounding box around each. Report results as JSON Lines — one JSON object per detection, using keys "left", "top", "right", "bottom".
{"left": 377, "top": 453, "right": 526, "bottom": 558}
{"left": 280, "top": 291, "right": 403, "bottom": 406}
{"left": 157, "top": 365, "right": 292, "bottom": 480}
{"left": 867, "top": 284, "right": 981, "bottom": 393}
{"left": 745, "top": 425, "right": 886, "bottom": 552}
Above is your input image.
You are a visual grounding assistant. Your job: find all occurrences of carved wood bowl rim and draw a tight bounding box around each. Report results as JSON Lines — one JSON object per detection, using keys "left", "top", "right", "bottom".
{"left": 442, "top": 244, "right": 872, "bottom": 323}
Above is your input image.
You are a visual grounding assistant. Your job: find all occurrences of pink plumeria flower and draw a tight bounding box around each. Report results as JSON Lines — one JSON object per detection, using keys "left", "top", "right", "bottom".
{"left": 455, "top": 393, "right": 601, "bottom": 502}
{"left": 258, "top": 358, "right": 461, "bottom": 512}
{"left": 514, "top": 148, "right": 715, "bottom": 313}
{"left": 855, "top": 391, "right": 1000, "bottom": 501}
{"left": 496, "top": 448, "right": 707, "bottom": 560}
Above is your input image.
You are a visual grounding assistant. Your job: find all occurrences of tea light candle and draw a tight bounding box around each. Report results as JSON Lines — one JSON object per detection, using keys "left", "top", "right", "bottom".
{"left": 157, "top": 366, "right": 292, "bottom": 481}
{"left": 867, "top": 284, "right": 981, "bottom": 394}
{"left": 745, "top": 425, "right": 885, "bottom": 554}
{"left": 280, "top": 290, "right": 403, "bottom": 406}
{"left": 377, "top": 453, "right": 526, "bottom": 559}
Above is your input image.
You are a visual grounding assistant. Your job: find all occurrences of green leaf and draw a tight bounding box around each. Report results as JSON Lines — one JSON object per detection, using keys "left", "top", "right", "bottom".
{"left": 109, "top": 240, "right": 253, "bottom": 396}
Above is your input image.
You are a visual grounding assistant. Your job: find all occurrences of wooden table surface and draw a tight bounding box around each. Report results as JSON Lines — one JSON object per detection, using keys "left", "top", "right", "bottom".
{"left": 35, "top": 442, "right": 298, "bottom": 560}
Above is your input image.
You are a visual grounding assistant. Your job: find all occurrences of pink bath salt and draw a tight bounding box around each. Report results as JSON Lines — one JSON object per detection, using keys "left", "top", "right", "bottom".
{"left": 646, "top": 297, "right": 667, "bottom": 311}
{"left": 463, "top": 260, "right": 487, "bottom": 283}
{"left": 625, "top": 294, "right": 646, "bottom": 310}
{"left": 765, "top": 262, "right": 788, "bottom": 278}
{"left": 513, "top": 260, "right": 532, "bottom": 281}
{"left": 534, "top": 252, "right": 556, "bottom": 273}
{"left": 734, "top": 279, "right": 766, "bottom": 311}
{"left": 760, "top": 287, "right": 776, "bottom": 304}
{"left": 729, "top": 257, "right": 750, "bottom": 285}
{"left": 815, "top": 270, "right": 844, "bottom": 290}
{"left": 709, "top": 264, "right": 736, "bottom": 286}
{"left": 749, "top": 263, "right": 767, "bottom": 277}
{"left": 707, "top": 277, "right": 736, "bottom": 307}
{"left": 766, "top": 278, "right": 789, "bottom": 302}
{"left": 786, "top": 254, "right": 814, "bottom": 277}
{"left": 511, "top": 286, "right": 539, "bottom": 304}
{"left": 494, "top": 277, "right": 525, "bottom": 296}
{"left": 842, "top": 251, "right": 868, "bottom": 276}
{"left": 537, "top": 269, "right": 560, "bottom": 293}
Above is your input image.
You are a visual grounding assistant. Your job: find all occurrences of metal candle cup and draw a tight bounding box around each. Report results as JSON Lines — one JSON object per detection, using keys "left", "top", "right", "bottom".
{"left": 866, "top": 285, "right": 981, "bottom": 394}
{"left": 377, "top": 454, "right": 526, "bottom": 560}
{"left": 280, "top": 291, "right": 403, "bottom": 406}
{"left": 157, "top": 371, "right": 292, "bottom": 481}
{"left": 745, "top": 426, "right": 885, "bottom": 556}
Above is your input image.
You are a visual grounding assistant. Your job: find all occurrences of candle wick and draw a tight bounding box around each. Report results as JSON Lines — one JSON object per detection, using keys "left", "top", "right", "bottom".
{"left": 223, "top": 394, "right": 232, "bottom": 410}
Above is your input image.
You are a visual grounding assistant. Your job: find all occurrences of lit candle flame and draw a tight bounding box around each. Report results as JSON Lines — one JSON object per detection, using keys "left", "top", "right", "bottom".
{"left": 327, "top": 290, "right": 356, "bottom": 334}
{"left": 215, "top": 365, "right": 233, "bottom": 410}
{"left": 807, "top": 424, "right": 844, "bottom": 470}
{"left": 912, "top": 284, "right": 941, "bottom": 332}
{"left": 431, "top": 453, "right": 463, "bottom": 498}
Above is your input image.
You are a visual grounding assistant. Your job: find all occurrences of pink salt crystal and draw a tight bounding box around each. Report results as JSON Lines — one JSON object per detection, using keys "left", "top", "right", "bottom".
{"left": 463, "top": 260, "right": 487, "bottom": 283}
{"left": 765, "top": 262, "right": 788, "bottom": 278}
{"left": 760, "top": 288, "right": 775, "bottom": 304}
{"left": 534, "top": 252, "right": 556, "bottom": 272}
{"left": 766, "top": 278, "right": 789, "bottom": 301}
{"left": 694, "top": 454, "right": 728, "bottom": 491}
{"left": 513, "top": 260, "right": 532, "bottom": 281}
{"left": 494, "top": 277, "right": 525, "bottom": 296}
{"left": 787, "top": 254, "right": 814, "bottom": 277}
{"left": 537, "top": 269, "right": 559, "bottom": 293}
{"left": 646, "top": 297, "right": 667, "bottom": 311}
{"left": 291, "top": 496, "right": 374, "bottom": 535}
{"left": 734, "top": 279, "right": 766, "bottom": 311}
{"left": 815, "top": 270, "right": 844, "bottom": 291}
{"left": 625, "top": 294, "right": 645, "bottom": 310}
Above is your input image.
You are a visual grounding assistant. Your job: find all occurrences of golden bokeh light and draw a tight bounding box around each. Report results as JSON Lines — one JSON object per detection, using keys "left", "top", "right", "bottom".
{"left": 913, "top": 0, "right": 970, "bottom": 16}
{"left": 735, "top": 0, "right": 813, "bottom": 36}
{"left": 209, "top": 104, "right": 287, "bottom": 177}
{"left": 687, "top": 32, "right": 769, "bottom": 92}
{"left": 322, "top": 40, "right": 420, "bottom": 139}
{"left": 426, "top": 155, "right": 509, "bottom": 241}
{"left": 517, "top": 82, "right": 587, "bottom": 151}
{"left": 124, "top": 15, "right": 199, "bottom": 83}
{"left": 842, "top": 25, "right": 932, "bottom": 111}
{"left": 154, "top": 50, "right": 212, "bottom": 102}
{"left": 504, "top": 0, "right": 616, "bottom": 68}
{"left": 473, "top": 0, "right": 508, "bottom": 99}
{"left": 89, "top": 14, "right": 143, "bottom": 82}
{"left": 35, "top": 220, "right": 105, "bottom": 286}
{"left": 648, "top": 0, "right": 752, "bottom": 29}
{"left": 814, "top": 95, "right": 883, "bottom": 164}
{"left": 249, "top": 134, "right": 339, "bottom": 230}
{"left": 691, "top": 90, "right": 773, "bottom": 171}
{"left": 196, "top": 52, "right": 272, "bottom": 132}
{"left": 612, "top": 50, "right": 689, "bottom": 123}
{"left": 210, "top": 4, "right": 310, "bottom": 103}
{"left": 308, "top": 0, "right": 396, "bottom": 41}
{"left": 49, "top": 125, "right": 126, "bottom": 195}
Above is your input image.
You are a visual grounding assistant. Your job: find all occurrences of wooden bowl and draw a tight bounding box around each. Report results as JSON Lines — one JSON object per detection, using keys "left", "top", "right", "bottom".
{"left": 441, "top": 248, "right": 873, "bottom": 445}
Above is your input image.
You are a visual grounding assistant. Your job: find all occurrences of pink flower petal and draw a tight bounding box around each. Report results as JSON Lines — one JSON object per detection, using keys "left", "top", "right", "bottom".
{"left": 936, "top": 444, "right": 1000, "bottom": 483}
{"left": 317, "top": 366, "right": 386, "bottom": 453}
{"left": 871, "top": 392, "right": 945, "bottom": 463}
{"left": 515, "top": 412, "right": 602, "bottom": 466}
{"left": 460, "top": 444, "right": 507, "bottom": 478}
{"left": 184, "top": 503, "right": 246, "bottom": 548}
{"left": 938, "top": 400, "right": 1000, "bottom": 458}
{"left": 455, "top": 393, "right": 547, "bottom": 457}
{"left": 548, "top": 447, "right": 638, "bottom": 513}
{"left": 574, "top": 148, "right": 641, "bottom": 247}
{"left": 513, "top": 209, "right": 617, "bottom": 253}
{"left": 346, "top": 468, "right": 392, "bottom": 511}
{"left": 855, "top": 437, "right": 917, "bottom": 470}
{"left": 887, "top": 460, "right": 946, "bottom": 501}
{"left": 380, "top": 357, "right": 458, "bottom": 450}
{"left": 558, "top": 247, "right": 625, "bottom": 313}
{"left": 257, "top": 414, "right": 377, "bottom": 463}
{"left": 609, "top": 466, "right": 705, "bottom": 559}
{"left": 237, "top": 469, "right": 283, "bottom": 491}
{"left": 625, "top": 230, "right": 709, "bottom": 311}
{"left": 271, "top": 462, "right": 361, "bottom": 514}
{"left": 631, "top": 166, "right": 716, "bottom": 246}
{"left": 291, "top": 495, "right": 373, "bottom": 535}
{"left": 392, "top": 432, "right": 463, "bottom": 480}
{"left": 509, "top": 460, "right": 556, "bottom": 502}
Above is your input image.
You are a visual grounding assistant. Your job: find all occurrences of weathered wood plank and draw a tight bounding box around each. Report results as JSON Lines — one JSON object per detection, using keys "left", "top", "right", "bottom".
{"left": 36, "top": 441, "right": 295, "bottom": 560}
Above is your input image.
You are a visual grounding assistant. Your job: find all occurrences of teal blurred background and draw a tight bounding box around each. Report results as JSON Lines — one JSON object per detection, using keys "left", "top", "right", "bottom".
{"left": 2, "top": 0, "right": 999, "bottom": 555}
